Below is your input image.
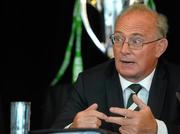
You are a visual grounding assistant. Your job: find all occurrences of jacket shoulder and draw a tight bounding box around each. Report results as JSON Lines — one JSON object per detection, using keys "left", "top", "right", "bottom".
{"left": 160, "top": 59, "right": 180, "bottom": 91}
{"left": 79, "top": 59, "right": 115, "bottom": 79}
{"left": 161, "top": 59, "right": 180, "bottom": 75}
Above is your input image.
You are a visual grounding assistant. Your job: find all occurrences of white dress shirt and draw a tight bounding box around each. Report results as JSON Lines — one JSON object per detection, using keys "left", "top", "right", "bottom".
{"left": 119, "top": 69, "right": 168, "bottom": 134}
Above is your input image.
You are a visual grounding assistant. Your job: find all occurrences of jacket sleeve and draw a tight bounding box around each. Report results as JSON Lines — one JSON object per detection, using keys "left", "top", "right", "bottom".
{"left": 51, "top": 73, "right": 88, "bottom": 129}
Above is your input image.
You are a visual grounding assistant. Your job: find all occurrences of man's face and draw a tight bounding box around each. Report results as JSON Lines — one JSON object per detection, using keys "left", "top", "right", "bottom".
{"left": 113, "top": 11, "right": 165, "bottom": 82}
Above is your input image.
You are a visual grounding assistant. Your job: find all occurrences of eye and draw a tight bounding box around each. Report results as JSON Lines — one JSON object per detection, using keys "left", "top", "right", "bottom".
{"left": 111, "top": 35, "right": 124, "bottom": 44}
{"left": 115, "top": 36, "right": 124, "bottom": 44}
{"left": 130, "top": 37, "right": 144, "bottom": 46}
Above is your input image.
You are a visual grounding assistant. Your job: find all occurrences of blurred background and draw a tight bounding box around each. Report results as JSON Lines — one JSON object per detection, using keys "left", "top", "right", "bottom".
{"left": 2, "top": 0, "right": 180, "bottom": 133}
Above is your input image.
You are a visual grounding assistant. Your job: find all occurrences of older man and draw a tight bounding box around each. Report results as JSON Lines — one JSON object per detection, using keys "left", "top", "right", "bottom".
{"left": 52, "top": 4, "right": 180, "bottom": 134}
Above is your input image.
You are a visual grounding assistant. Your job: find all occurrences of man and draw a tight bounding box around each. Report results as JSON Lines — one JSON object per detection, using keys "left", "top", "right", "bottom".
{"left": 52, "top": 4, "right": 180, "bottom": 134}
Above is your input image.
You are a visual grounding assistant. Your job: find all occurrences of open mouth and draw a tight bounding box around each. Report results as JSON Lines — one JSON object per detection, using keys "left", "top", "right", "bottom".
{"left": 121, "top": 60, "right": 135, "bottom": 64}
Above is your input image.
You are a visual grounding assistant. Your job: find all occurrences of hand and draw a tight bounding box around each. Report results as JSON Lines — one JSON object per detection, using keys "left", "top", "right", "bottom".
{"left": 70, "top": 103, "right": 107, "bottom": 128}
{"left": 106, "top": 95, "right": 157, "bottom": 134}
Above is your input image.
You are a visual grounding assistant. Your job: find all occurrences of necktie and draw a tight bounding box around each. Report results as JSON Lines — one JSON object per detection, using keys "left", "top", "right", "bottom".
{"left": 126, "top": 84, "right": 142, "bottom": 109}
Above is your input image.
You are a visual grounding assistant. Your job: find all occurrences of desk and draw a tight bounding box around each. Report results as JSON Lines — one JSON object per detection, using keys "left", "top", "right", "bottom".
{"left": 29, "top": 128, "right": 119, "bottom": 134}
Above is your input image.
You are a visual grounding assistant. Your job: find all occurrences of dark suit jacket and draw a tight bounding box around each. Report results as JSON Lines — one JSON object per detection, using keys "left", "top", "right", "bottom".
{"left": 52, "top": 58, "right": 180, "bottom": 133}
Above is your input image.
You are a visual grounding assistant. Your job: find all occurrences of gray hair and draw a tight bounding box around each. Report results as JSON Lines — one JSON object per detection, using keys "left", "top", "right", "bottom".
{"left": 116, "top": 4, "right": 168, "bottom": 38}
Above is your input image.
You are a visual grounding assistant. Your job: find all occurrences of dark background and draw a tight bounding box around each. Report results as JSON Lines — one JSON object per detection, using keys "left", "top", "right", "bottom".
{"left": 2, "top": 0, "right": 180, "bottom": 133}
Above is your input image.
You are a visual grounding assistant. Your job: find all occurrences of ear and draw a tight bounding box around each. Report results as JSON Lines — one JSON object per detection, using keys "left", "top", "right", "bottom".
{"left": 155, "top": 38, "right": 168, "bottom": 58}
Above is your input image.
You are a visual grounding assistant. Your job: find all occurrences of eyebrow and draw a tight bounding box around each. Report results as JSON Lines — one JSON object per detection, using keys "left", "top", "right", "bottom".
{"left": 114, "top": 31, "right": 144, "bottom": 38}
{"left": 130, "top": 33, "right": 144, "bottom": 37}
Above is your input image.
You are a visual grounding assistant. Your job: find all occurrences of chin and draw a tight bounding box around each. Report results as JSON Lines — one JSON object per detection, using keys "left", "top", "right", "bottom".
{"left": 120, "top": 72, "right": 136, "bottom": 78}
{"left": 118, "top": 69, "right": 138, "bottom": 80}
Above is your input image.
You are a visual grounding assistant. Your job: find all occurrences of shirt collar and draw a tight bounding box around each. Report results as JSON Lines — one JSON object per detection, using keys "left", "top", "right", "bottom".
{"left": 119, "top": 68, "right": 156, "bottom": 92}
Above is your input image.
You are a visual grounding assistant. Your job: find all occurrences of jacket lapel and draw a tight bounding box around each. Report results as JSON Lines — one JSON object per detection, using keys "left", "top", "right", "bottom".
{"left": 105, "top": 64, "right": 124, "bottom": 132}
{"left": 105, "top": 65, "right": 124, "bottom": 110}
{"left": 148, "top": 61, "right": 167, "bottom": 119}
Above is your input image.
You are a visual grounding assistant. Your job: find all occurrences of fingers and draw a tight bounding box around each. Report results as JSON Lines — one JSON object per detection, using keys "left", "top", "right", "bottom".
{"left": 85, "top": 110, "right": 107, "bottom": 120}
{"left": 119, "top": 126, "right": 129, "bottom": 134}
{"left": 84, "top": 103, "right": 107, "bottom": 120}
{"left": 72, "top": 118, "right": 101, "bottom": 128}
{"left": 80, "top": 116, "right": 102, "bottom": 127}
{"left": 78, "top": 103, "right": 107, "bottom": 120}
{"left": 72, "top": 103, "right": 107, "bottom": 128}
{"left": 132, "top": 95, "right": 147, "bottom": 109}
{"left": 73, "top": 122, "right": 100, "bottom": 128}
{"left": 109, "top": 107, "right": 136, "bottom": 118}
{"left": 85, "top": 103, "right": 98, "bottom": 111}
{"left": 106, "top": 97, "right": 156, "bottom": 134}
{"left": 106, "top": 116, "right": 131, "bottom": 126}
{"left": 106, "top": 107, "right": 135, "bottom": 126}
{"left": 107, "top": 95, "right": 148, "bottom": 119}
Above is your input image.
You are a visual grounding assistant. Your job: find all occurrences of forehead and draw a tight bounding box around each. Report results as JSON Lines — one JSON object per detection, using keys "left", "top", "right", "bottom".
{"left": 115, "top": 11, "right": 157, "bottom": 37}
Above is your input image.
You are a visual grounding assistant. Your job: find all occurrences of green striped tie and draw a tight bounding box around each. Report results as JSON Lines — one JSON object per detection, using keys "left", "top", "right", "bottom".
{"left": 126, "top": 84, "right": 142, "bottom": 109}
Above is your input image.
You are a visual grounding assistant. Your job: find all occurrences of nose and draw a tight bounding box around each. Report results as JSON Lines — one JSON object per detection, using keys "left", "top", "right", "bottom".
{"left": 120, "top": 41, "right": 130, "bottom": 54}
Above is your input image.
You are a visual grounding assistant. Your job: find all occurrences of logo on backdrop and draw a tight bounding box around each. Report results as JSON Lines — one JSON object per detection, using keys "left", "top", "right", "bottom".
{"left": 51, "top": 0, "right": 156, "bottom": 86}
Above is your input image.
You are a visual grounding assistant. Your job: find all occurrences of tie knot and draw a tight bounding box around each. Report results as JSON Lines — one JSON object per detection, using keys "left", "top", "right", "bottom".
{"left": 128, "top": 84, "right": 142, "bottom": 94}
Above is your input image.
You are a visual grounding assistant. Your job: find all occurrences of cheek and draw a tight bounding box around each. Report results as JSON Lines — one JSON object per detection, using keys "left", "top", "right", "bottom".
{"left": 113, "top": 46, "right": 121, "bottom": 58}
{"left": 137, "top": 49, "right": 157, "bottom": 68}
